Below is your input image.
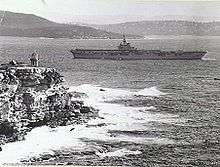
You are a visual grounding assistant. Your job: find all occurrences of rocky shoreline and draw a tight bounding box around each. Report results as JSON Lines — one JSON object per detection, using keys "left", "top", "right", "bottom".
{"left": 0, "top": 60, "right": 98, "bottom": 151}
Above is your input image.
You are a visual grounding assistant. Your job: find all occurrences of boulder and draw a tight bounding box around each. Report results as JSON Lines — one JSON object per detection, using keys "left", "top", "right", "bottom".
{"left": 0, "top": 121, "right": 16, "bottom": 137}
{"left": 99, "top": 88, "right": 105, "bottom": 92}
{"left": 80, "top": 106, "right": 92, "bottom": 114}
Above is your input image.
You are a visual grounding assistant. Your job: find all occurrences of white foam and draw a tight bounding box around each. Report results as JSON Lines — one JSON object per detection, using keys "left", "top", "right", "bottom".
{"left": 136, "top": 86, "right": 166, "bottom": 96}
{"left": 69, "top": 84, "right": 130, "bottom": 102}
{"left": 0, "top": 84, "right": 178, "bottom": 164}
{"left": 0, "top": 126, "right": 85, "bottom": 164}
{"left": 202, "top": 57, "right": 216, "bottom": 61}
{"left": 68, "top": 84, "right": 165, "bottom": 104}
{"left": 96, "top": 148, "right": 141, "bottom": 158}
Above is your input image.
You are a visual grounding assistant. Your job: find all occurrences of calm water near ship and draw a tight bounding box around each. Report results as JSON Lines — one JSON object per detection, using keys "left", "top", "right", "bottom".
{"left": 0, "top": 36, "right": 219, "bottom": 166}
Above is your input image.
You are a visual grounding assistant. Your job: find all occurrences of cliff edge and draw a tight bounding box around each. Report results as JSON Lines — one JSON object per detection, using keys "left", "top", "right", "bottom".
{"left": 0, "top": 58, "right": 98, "bottom": 148}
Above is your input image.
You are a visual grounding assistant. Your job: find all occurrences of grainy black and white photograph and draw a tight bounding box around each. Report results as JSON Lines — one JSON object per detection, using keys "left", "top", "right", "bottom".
{"left": 0, "top": 0, "right": 219, "bottom": 166}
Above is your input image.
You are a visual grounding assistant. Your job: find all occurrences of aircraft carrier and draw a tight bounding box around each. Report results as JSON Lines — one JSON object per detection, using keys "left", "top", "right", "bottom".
{"left": 70, "top": 36, "right": 207, "bottom": 60}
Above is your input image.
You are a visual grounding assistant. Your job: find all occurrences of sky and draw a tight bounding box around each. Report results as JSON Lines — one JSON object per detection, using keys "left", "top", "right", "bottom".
{"left": 0, "top": 0, "right": 220, "bottom": 24}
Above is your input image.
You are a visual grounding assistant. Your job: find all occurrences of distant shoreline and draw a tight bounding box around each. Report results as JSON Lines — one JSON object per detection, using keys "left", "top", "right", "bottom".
{"left": 1, "top": 35, "right": 220, "bottom": 40}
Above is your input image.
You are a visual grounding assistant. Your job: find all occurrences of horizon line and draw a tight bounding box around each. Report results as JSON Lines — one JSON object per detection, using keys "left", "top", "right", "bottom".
{"left": 1, "top": 10, "right": 220, "bottom": 25}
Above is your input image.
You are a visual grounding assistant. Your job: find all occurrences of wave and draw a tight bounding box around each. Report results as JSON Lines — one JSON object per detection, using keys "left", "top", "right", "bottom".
{"left": 0, "top": 84, "right": 177, "bottom": 164}
{"left": 136, "top": 86, "right": 166, "bottom": 96}
{"left": 96, "top": 148, "right": 141, "bottom": 158}
{"left": 0, "top": 125, "right": 86, "bottom": 164}
{"left": 202, "top": 57, "right": 216, "bottom": 61}
{"left": 67, "top": 84, "right": 178, "bottom": 136}
{"left": 68, "top": 84, "right": 165, "bottom": 103}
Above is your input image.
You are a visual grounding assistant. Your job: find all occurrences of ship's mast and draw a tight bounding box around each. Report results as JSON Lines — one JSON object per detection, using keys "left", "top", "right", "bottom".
{"left": 123, "top": 35, "right": 127, "bottom": 44}
{"left": 118, "top": 35, "right": 137, "bottom": 51}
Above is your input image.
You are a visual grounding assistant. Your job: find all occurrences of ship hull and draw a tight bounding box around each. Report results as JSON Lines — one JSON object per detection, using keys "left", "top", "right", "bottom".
{"left": 70, "top": 50, "right": 207, "bottom": 60}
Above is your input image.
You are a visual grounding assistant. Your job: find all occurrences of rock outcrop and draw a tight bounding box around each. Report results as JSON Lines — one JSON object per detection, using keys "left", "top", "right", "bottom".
{"left": 0, "top": 60, "right": 98, "bottom": 147}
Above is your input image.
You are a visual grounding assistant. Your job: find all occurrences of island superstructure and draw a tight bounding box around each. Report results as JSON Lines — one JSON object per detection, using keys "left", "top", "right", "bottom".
{"left": 70, "top": 35, "right": 207, "bottom": 60}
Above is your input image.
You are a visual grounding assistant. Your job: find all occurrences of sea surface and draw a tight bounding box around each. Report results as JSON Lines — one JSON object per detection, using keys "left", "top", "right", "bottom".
{"left": 0, "top": 36, "right": 219, "bottom": 166}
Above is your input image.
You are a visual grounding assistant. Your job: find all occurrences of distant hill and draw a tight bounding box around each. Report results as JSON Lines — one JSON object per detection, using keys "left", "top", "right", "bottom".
{"left": 93, "top": 20, "right": 220, "bottom": 36}
{"left": 0, "top": 11, "right": 141, "bottom": 39}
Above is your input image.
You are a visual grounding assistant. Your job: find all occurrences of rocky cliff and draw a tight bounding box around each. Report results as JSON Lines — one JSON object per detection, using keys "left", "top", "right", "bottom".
{"left": 0, "top": 61, "right": 98, "bottom": 149}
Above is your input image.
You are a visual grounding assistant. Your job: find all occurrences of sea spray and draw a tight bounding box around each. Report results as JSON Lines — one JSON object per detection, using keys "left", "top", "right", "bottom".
{"left": 68, "top": 84, "right": 166, "bottom": 103}
{"left": 0, "top": 83, "right": 178, "bottom": 163}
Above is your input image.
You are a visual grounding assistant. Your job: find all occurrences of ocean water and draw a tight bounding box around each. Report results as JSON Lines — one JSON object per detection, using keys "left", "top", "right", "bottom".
{"left": 0, "top": 36, "right": 219, "bottom": 166}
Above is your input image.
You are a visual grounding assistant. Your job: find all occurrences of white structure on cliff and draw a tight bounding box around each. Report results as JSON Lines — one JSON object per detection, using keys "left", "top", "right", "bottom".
{"left": 30, "top": 51, "right": 39, "bottom": 67}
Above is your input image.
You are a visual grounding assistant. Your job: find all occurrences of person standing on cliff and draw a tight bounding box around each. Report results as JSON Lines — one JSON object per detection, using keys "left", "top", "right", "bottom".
{"left": 30, "top": 51, "right": 39, "bottom": 67}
